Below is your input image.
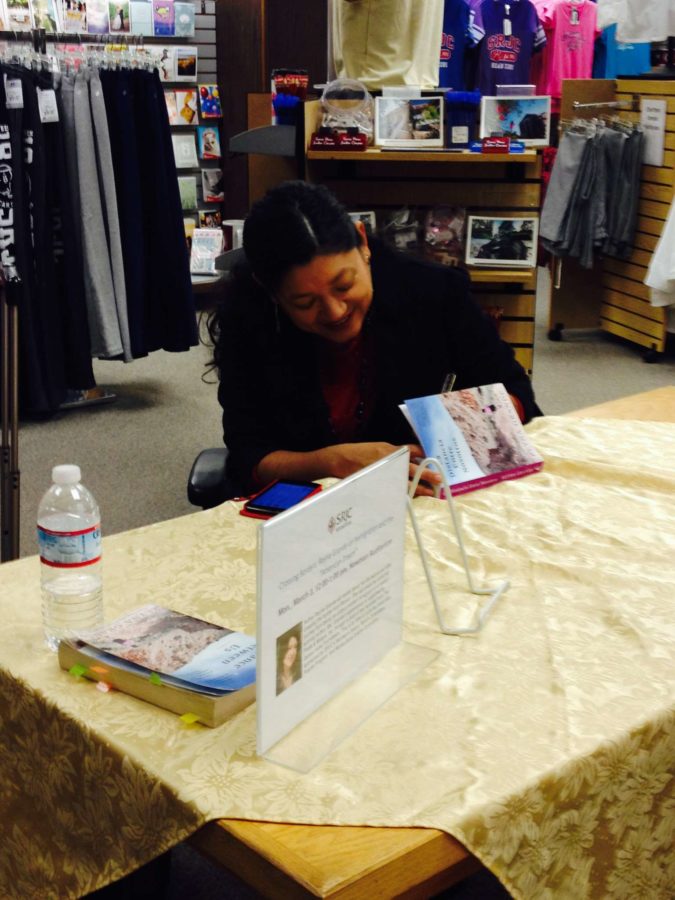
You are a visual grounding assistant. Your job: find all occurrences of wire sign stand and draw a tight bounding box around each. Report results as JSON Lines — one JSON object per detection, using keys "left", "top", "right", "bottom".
{"left": 407, "top": 457, "right": 509, "bottom": 635}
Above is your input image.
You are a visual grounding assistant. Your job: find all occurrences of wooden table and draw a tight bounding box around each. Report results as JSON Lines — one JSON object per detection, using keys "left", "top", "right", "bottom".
{"left": 189, "top": 387, "right": 675, "bottom": 899}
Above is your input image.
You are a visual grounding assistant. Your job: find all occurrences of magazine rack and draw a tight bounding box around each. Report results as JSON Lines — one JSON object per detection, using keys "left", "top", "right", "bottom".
{"left": 408, "top": 457, "right": 510, "bottom": 635}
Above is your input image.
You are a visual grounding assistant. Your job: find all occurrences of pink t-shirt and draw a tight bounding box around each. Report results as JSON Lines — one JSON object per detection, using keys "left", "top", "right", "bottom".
{"left": 533, "top": 0, "right": 599, "bottom": 99}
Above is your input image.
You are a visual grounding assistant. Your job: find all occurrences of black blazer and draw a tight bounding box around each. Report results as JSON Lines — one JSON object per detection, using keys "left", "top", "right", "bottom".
{"left": 217, "top": 239, "right": 541, "bottom": 490}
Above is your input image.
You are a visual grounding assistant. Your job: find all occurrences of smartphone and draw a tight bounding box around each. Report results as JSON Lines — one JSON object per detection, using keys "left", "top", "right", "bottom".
{"left": 240, "top": 479, "right": 322, "bottom": 519}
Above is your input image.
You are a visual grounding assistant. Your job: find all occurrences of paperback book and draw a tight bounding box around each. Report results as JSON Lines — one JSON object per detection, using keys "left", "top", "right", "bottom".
{"left": 108, "top": 0, "right": 129, "bottom": 32}
{"left": 152, "top": 0, "right": 173, "bottom": 35}
{"left": 174, "top": 46, "right": 198, "bottom": 81}
{"left": 86, "top": 0, "right": 108, "bottom": 32}
{"left": 198, "top": 84, "right": 222, "bottom": 118}
{"left": 62, "top": 0, "right": 87, "bottom": 31}
{"left": 190, "top": 227, "right": 224, "bottom": 274}
{"left": 178, "top": 175, "right": 197, "bottom": 211}
{"left": 175, "top": 88, "right": 197, "bottom": 124}
{"left": 58, "top": 604, "right": 256, "bottom": 727}
{"left": 173, "top": 0, "right": 193, "bottom": 36}
{"left": 31, "top": 0, "right": 60, "bottom": 30}
{"left": 201, "top": 167, "right": 223, "bottom": 202}
{"left": 198, "top": 125, "right": 221, "bottom": 159}
{"left": 402, "top": 383, "right": 543, "bottom": 496}
{"left": 129, "top": 0, "right": 151, "bottom": 34}
{"left": 172, "top": 132, "right": 198, "bottom": 168}
{"left": 6, "top": 0, "right": 33, "bottom": 29}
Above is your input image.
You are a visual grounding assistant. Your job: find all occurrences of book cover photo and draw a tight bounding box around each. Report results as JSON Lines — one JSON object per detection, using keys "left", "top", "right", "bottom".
{"left": 172, "top": 132, "right": 198, "bottom": 168}
{"left": 198, "top": 84, "right": 222, "bottom": 118}
{"left": 198, "top": 125, "right": 221, "bottom": 159}
{"left": 175, "top": 88, "right": 197, "bottom": 124}
{"left": 152, "top": 0, "right": 173, "bottom": 35}
{"left": 201, "top": 167, "right": 224, "bottom": 202}
{"left": 402, "top": 383, "right": 543, "bottom": 496}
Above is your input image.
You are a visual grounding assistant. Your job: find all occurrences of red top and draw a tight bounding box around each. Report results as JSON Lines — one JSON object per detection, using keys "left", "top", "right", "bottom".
{"left": 318, "top": 333, "right": 375, "bottom": 442}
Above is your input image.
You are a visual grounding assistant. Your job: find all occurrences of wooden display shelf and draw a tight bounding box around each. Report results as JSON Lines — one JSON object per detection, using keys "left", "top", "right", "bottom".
{"left": 306, "top": 148, "right": 538, "bottom": 163}
{"left": 467, "top": 267, "right": 536, "bottom": 284}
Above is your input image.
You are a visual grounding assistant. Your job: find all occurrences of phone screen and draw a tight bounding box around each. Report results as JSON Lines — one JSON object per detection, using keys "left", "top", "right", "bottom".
{"left": 243, "top": 480, "right": 321, "bottom": 517}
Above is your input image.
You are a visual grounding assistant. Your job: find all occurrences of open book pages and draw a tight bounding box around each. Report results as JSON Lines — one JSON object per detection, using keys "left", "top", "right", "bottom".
{"left": 402, "top": 383, "right": 543, "bottom": 495}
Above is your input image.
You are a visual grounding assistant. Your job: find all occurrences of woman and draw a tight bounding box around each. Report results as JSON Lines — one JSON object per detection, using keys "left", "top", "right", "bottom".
{"left": 209, "top": 181, "right": 540, "bottom": 495}
{"left": 276, "top": 630, "right": 301, "bottom": 695}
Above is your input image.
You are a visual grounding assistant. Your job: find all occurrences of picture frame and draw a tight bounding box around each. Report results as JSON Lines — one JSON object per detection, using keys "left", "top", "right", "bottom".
{"left": 374, "top": 97, "right": 444, "bottom": 148}
{"left": 465, "top": 216, "right": 539, "bottom": 268}
{"left": 479, "top": 96, "right": 551, "bottom": 147}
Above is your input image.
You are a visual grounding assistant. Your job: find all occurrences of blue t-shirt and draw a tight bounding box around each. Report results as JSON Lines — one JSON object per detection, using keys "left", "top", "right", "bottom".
{"left": 439, "top": 0, "right": 472, "bottom": 89}
{"left": 474, "top": 0, "right": 546, "bottom": 95}
{"left": 593, "top": 24, "right": 651, "bottom": 79}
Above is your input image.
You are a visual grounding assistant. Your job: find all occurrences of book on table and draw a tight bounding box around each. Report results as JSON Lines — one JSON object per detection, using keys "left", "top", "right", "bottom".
{"left": 58, "top": 604, "right": 256, "bottom": 727}
{"left": 401, "top": 383, "right": 543, "bottom": 496}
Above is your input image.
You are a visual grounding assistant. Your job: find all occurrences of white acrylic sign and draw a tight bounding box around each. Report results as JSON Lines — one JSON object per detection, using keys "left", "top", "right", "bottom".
{"left": 640, "top": 99, "right": 666, "bottom": 168}
{"left": 256, "top": 449, "right": 410, "bottom": 756}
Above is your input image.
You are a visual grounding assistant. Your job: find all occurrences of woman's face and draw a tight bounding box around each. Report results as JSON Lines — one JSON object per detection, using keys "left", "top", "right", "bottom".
{"left": 275, "top": 227, "right": 373, "bottom": 344}
{"left": 283, "top": 635, "right": 298, "bottom": 670}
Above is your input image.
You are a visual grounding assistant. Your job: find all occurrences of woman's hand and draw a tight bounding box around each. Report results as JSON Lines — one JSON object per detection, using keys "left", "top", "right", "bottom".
{"left": 325, "top": 442, "right": 442, "bottom": 497}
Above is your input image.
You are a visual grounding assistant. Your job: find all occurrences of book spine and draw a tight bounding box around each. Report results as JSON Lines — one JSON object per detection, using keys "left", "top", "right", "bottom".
{"left": 449, "top": 461, "right": 543, "bottom": 496}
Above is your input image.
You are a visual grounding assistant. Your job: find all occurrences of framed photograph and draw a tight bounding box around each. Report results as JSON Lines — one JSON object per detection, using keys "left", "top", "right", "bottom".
{"left": 465, "top": 216, "right": 538, "bottom": 268}
{"left": 479, "top": 96, "right": 551, "bottom": 146}
{"left": 374, "top": 97, "right": 444, "bottom": 148}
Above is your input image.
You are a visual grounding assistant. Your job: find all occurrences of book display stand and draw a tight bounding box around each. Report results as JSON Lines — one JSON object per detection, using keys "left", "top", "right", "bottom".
{"left": 262, "top": 640, "right": 438, "bottom": 773}
{"left": 408, "top": 458, "right": 510, "bottom": 635}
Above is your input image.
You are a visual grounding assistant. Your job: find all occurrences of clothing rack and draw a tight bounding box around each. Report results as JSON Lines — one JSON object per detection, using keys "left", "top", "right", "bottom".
{"left": 0, "top": 275, "right": 19, "bottom": 561}
{"left": 572, "top": 95, "right": 640, "bottom": 111}
{"left": 548, "top": 78, "right": 670, "bottom": 357}
{"left": 0, "top": 30, "right": 199, "bottom": 561}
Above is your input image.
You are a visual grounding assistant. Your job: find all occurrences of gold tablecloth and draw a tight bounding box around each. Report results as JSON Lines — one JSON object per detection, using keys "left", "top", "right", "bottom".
{"left": 0, "top": 416, "right": 673, "bottom": 899}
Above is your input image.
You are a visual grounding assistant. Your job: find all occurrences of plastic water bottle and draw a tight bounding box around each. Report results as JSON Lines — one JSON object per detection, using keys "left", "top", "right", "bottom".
{"left": 38, "top": 465, "right": 103, "bottom": 651}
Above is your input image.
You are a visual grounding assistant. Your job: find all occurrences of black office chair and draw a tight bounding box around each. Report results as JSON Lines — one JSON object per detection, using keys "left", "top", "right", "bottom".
{"left": 187, "top": 447, "right": 240, "bottom": 509}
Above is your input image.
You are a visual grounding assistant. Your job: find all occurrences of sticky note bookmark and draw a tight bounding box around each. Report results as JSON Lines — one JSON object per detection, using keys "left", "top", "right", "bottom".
{"left": 68, "top": 664, "right": 87, "bottom": 678}
{"left": 180, "top": 712, "right": 201, "bottom": 726}
{"left": 149, "top": 673, "right": 162, "bottom": 686}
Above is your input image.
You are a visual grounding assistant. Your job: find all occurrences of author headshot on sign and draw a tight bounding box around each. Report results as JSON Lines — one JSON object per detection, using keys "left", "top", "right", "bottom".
{"left": 276, "top": 624, "right": 303, "bottom": 695}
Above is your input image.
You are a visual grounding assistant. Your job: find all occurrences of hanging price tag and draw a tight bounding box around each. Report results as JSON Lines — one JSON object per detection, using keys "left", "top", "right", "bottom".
{"left": 503, "top": 3, "right": 512, "bottom": 35}
{"left": 4, "top": 76, "right": 24, "bottom": 110}
{"left": 37, "top": 88, "right": 59, "bottom": 123}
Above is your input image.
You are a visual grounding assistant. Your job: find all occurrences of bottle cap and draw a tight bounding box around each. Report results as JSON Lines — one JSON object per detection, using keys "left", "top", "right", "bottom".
{"left": 52, "top": 464, "right": 81, "bottom": 485}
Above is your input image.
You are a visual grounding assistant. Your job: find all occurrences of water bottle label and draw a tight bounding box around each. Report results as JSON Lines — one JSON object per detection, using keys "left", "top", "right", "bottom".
{"left": 38, "top": 524, "right": 101, "bottom": 567}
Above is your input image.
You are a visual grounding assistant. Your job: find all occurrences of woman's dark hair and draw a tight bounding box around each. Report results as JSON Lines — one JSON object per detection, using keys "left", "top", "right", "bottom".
{"left": 205, "top": 181, "right": 360, "bottom": 378}
{"left": 243, "top": 180, "right": 360, "bottom": 293}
